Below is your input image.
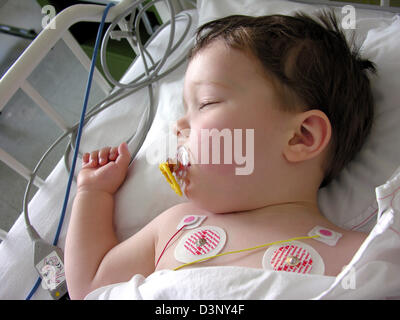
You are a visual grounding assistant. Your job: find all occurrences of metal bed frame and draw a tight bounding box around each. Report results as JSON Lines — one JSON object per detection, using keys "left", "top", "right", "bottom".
{"left": 0, "top": 0, "right": 399, "bottom": 240}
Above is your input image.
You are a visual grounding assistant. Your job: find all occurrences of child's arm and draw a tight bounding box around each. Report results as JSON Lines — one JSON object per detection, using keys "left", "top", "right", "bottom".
{"left": 65, "top": 142, "right": 157, "bottom": 299}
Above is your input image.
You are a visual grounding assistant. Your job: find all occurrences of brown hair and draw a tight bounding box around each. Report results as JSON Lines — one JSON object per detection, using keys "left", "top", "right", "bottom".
{"left": 189, "top": 11, "right": 376, "bottom": 187}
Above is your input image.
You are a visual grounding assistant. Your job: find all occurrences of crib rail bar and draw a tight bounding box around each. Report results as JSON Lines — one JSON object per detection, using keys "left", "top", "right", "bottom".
{"left": 0, "top": 148, "right": 45, "bottom": 188}
{"left": 0, "top": 1, "right": 136, "bottom": 113}
{"left": 20, "top": 80, "right": 69, "bottom": 132}
{"left": 62, "top": 31, "right": 112, "bottom": 95}
{"left": 290, "top": 0, "right": 400, "bottom": 13}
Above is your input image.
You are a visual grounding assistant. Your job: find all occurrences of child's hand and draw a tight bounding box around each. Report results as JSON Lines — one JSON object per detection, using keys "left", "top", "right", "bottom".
{"left": 77, "top": 142, "right": 131, "bottom": 195}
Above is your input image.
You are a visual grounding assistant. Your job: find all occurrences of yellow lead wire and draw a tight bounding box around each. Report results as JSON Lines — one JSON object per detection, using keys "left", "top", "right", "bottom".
{"left": 173, "top": 235, "right": 320, "bottom": 271}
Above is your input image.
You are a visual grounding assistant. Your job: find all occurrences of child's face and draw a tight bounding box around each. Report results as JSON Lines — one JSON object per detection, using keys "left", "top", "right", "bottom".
{"left": 177, "top": 40, "right": 294, "bottom": 213}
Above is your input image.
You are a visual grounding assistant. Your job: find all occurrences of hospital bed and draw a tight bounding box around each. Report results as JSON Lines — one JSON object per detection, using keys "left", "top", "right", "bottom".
{"left": 0, "top": 0, "right": 400, "bottom": 299}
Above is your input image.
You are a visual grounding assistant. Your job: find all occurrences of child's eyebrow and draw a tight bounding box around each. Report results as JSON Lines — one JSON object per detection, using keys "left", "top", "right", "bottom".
{"left": 193, "top": 80, "right": 231, "bottom": 90}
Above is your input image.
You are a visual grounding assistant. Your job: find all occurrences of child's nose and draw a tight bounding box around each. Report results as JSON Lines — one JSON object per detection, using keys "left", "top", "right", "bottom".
{"left": 174, "top": 115, "right": 190, "bottom": 138}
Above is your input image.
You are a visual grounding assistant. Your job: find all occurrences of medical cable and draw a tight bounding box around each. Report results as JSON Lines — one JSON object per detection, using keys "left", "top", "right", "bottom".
{"left": 24, "top": 3, "right": 193, "bottom": 244}
{"left": 154, "top": 225, "right": 321, "bottom": 271}
{"left": 155, "top": 224, "right": 187, "bottom": 268}
{"left": 101, "top": 0, "right": 175, "bottom": 88}
{"left": 68, "top": 10, "right": 192, "bottom": 166}
{"left": 28, "top": 2, "right": 192, "bottom": 183}
{"left": 173, "top": 235, "right": 321, "bottom": 271}
{"left": 23, "top": 0, "right": 194, "bottom": 299}
{"left": 25, "top": 2, "right": 115, "bottom": 300}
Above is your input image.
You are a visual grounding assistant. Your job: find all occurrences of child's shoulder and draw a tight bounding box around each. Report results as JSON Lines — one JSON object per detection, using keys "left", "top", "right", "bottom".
{"left": 153, "top": 202, "right": 210, "bottom": 229}
{"left": 338, "top": 227, "right": 369, "bottom": 255}
{"left": 315, "top": 226, "right": 368, "bottom": 276}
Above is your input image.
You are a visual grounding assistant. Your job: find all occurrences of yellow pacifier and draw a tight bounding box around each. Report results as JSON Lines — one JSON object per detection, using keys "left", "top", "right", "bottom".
{"left": 159, "top": 161, "right": 183, "bottom": 196}
{"left": 159, "top": 146, "right": 191, "bottom": 197}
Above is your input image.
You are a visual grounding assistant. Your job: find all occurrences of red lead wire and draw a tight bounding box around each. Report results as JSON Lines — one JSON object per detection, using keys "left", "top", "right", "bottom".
{"left": 155, "top": 224, "right": 187, "bottom": 268}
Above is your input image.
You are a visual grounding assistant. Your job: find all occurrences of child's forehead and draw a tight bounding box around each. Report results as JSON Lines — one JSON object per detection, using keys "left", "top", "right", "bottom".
{"left": 189, "top": 40, "right": 254, "bottom": 69}
{"left": 186, "top": 42, "right": 269, "bottom": 88}
{"left": 185, "top": 41, "right": 285, "bottom": 101}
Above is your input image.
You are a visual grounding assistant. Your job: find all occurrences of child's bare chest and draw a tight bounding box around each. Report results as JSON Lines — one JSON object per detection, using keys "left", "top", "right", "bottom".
{"left": 153, "top": 206, "right": 366, "bottom": 276}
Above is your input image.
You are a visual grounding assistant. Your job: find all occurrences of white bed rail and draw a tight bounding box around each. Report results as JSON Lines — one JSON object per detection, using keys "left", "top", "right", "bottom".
{"left": 0, "top": 2, "right": 134, "bottom": 113}
{"left": 0, "top": 0, "right": 152, "bottom": 239}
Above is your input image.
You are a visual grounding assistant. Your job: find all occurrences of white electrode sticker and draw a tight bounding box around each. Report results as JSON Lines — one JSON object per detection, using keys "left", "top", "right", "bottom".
{"left": 262, "top": 241, "right": 325, "bottom": 275}
{"left": 175, "top": 226, "right": 227, "bottom": 263}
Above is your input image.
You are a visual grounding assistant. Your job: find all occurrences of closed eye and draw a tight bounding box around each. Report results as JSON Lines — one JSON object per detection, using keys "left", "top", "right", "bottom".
{"left": 199, "top": 101, "right": 219, "bottom": 110}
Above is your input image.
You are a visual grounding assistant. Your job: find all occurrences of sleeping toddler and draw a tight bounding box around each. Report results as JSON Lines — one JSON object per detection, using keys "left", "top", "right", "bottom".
{"left": 65, "top": 11, "right": 376, "bottom": 299}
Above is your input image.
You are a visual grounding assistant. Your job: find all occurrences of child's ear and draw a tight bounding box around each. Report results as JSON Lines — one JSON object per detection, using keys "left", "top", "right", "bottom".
{"left": 283, "top": 110, "right": 331, "bottom": 163}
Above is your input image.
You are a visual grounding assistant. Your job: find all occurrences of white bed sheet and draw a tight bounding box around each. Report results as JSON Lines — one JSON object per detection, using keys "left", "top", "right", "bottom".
{"left": 1, "top": 0, "right": 400, "bottom": 300}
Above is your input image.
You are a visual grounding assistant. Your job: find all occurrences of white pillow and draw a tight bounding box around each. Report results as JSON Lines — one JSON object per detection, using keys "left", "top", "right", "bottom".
{"left": 84, "top": 2, "right": 400, "bottom": 240}
{"left": 319, "top": 14, "right": 400, "bottom": 231}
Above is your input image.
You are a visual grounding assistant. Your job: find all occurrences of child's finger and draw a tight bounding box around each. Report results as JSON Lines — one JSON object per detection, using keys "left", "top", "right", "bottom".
{"left": 82, "top": 152, "right": 92, "bottom": 168}
{"left": 99, "top": 147, "right": 111, "bottom": 165}
{"left": 116, "top": 142, "right": 131, "bottom": 168}
{"left": 109, "top": 147, "right": 118, "bottom": 161}
{"left": 90, "top": 150, "right": 99, "bottom": 166}
{"left": 83, "top": 152, "right": 90, "bottom": 164}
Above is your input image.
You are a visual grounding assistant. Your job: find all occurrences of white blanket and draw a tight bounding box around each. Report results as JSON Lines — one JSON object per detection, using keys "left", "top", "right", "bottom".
{"left": 85, "top": 267, "right": 335, "bottom": 300}
{"left": 86, "top": 167, "right": 400, "bottom": 300}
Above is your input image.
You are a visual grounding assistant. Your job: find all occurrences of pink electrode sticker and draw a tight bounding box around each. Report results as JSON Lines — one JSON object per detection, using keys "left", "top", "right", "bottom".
{"left": 177, "top": 215, "right": 207, "bottom": 230}
{"left": 308, "top": 226, "right": 342, "bottom": 246}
